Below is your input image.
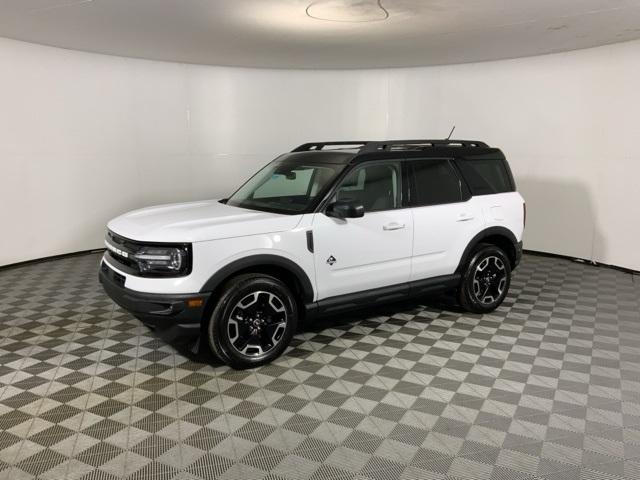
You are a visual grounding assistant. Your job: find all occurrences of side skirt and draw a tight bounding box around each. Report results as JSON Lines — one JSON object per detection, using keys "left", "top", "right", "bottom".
{"left": 305, "top": 274, "right": 461, "bottom": 319}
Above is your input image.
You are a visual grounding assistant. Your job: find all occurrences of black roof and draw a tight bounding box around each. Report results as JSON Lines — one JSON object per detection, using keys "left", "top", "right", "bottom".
{"left": 284, "top": 140, "right": 505, "bottom": 165}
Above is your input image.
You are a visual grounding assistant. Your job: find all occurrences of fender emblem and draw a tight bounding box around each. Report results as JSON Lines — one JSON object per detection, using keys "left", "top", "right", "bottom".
{"left": 326, "top": 255, "right": 336, "bottom": 266}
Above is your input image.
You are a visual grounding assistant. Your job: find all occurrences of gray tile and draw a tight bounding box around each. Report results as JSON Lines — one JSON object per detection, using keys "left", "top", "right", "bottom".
{"left": 0, "top": 253, "right": 639, "bottom": 479}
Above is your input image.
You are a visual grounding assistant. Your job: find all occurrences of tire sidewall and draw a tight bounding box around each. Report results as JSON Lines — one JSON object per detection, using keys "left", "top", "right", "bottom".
{"left": 460, "top": 245, "right": 511, "bottom": 313}
{"left": 208, "top": 275, "right": 298, "bottom": 369}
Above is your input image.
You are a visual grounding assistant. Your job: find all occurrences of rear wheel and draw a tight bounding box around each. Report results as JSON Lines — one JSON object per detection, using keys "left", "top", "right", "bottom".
{"left": 458, "top": 244, "right": 511, "bottom": 313}
{"left": 207, "top": 274, "right": 297, "bottom": 369}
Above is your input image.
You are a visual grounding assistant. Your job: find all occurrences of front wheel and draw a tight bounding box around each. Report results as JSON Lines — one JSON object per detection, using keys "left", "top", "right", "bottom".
{"left": 458, "top": 245, "right": 511, "bottom": 313}
{"left": 207, "top": 274, "right": 298, "bottom": 369}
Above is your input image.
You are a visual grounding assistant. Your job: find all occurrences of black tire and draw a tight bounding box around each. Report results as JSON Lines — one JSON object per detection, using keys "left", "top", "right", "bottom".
{"left": 458, "top": 244, "right": 511, "bottom": 314}
{"left": 207, "top": 273, "right": 298, "bottom": 369}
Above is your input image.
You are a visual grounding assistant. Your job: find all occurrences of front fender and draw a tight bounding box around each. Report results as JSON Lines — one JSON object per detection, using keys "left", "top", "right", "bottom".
{"left": 198, "top": 252, "right": 315, "bottom": 303}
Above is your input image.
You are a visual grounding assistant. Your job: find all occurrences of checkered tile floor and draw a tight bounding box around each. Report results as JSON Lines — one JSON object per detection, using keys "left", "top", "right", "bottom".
{"left": 0, "top": 253, "right": 639, "bottom": 479}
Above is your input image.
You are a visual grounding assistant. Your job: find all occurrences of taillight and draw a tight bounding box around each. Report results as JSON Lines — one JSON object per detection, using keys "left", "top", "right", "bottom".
{"left": 523, "top": 203, "right": 527, "bottom": 228}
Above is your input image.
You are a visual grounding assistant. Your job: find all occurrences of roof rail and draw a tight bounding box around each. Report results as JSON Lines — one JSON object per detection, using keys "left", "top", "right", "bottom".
{"left": 291, "top": 141, "right": 370, "bottom": 152}
{"left": 292, "top": 139, "right": 489, "bottom": 154}
{"left": 360, "top": 139, "right": 488, "bottom": 152}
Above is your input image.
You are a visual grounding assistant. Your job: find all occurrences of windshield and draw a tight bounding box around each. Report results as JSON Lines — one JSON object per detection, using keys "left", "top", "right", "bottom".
{"left": 226, "top": 160, "right": 345, "bottom": 214}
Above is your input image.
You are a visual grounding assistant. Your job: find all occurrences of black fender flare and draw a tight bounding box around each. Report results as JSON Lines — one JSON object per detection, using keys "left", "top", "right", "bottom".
{"left": 455, "top": 227, "right": 518, "bottom": 273}
{"left": 199, "top": 254, "right": 315, "bottom": 303}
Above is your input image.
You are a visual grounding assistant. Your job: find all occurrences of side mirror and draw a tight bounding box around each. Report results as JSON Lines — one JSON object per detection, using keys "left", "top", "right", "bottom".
{"left": 326, "top": 200, "right": 365, "bottom": 219}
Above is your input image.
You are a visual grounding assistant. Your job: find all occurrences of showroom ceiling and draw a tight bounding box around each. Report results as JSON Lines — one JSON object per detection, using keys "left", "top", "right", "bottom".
{"left": 1, "top": 0, "right": 640, "bottom": 68}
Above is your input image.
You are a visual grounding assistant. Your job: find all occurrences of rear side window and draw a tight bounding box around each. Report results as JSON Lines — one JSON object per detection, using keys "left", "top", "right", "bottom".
{"left": 457, "top": 159, "right": 513, "bottom": 195}
{"left": 410, "top": 159, "right": 466, "bottom": 207}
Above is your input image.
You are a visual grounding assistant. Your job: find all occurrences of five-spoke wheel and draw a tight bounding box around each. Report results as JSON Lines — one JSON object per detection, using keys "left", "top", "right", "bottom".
{"left": 207, "top": 274, "right": 297, "bottom": 369}
{"left": 459, "top": 244, "right": 511, "bottom": 313}
{"left": 472, "top": 256, "right": 507, "bottom": 305}
{"left": 227, "top": 291, "right": 288, "bottom": 357}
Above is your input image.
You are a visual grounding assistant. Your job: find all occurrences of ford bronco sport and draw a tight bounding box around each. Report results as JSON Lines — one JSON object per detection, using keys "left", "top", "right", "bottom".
{"left": 100, "top": 139, "right": 525, "bottom": 368}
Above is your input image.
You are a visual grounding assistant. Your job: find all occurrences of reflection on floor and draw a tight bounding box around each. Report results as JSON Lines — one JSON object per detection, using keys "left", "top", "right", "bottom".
{"left": 0, "top": 252, "right": 639, "bottom": 480}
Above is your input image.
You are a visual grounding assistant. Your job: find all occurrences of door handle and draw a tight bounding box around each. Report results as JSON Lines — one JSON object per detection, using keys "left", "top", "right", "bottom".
{"left": 457, "top": 213, "right": 474, "bottom": 222}
{"left": 383, "top": 222, "right": 405, "bottom": 231}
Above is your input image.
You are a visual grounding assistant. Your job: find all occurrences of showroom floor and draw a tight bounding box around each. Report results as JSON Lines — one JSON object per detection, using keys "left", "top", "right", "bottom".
{"left": 0, "top": 253, "right": 638, "bottom": 480}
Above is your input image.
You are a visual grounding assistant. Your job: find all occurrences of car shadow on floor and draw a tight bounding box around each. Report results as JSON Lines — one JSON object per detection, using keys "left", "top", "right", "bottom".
{"left": 162, "top": 292, "right": 466, "bottom": 368}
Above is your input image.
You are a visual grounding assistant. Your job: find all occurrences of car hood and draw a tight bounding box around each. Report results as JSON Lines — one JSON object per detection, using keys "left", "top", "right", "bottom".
{"left": 107, "top": 200, "right": 303, "bottom": 243}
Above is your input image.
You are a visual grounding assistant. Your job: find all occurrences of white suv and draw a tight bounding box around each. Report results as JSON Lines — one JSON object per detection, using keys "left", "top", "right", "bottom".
{"left": 100, "top": 139, "right": 525, "bottom": 368}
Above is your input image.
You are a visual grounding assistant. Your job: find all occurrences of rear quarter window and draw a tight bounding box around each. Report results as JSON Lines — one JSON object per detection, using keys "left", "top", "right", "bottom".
{"left": 457, "top": 158, "right": 514, "bottom": 195}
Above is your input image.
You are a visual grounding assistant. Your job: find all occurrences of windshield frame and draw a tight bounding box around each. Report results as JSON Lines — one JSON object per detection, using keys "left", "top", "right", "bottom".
{"left": 224, "top": 157, "right": 347, "bottom": 215}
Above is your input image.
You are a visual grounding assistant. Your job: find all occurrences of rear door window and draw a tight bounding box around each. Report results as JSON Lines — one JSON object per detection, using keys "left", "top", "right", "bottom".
{"left": 409, "top": 159, "right": 466, "bottom": 207}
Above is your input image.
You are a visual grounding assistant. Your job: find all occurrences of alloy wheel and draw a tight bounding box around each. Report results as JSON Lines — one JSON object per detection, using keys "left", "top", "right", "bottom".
{"left": 227, "top": 291, "right": 288, "bottom": 356}
{"left": 472, "top": 255, "right": 507, "bottom": 304}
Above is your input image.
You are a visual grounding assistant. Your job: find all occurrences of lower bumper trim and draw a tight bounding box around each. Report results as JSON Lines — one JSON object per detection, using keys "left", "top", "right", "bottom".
{"left": 99, "top": 261, "right": 210, "bottom": 337}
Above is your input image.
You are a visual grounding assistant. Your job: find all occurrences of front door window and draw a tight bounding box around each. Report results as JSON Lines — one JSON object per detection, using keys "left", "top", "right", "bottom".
{"left": 333, "top": 162, "right": 401, "bottom": 212}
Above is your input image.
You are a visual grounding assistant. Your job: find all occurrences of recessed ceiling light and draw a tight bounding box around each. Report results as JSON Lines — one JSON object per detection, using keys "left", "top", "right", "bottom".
{"left": 306, "top": 0, "right": 389, "bottom": 23}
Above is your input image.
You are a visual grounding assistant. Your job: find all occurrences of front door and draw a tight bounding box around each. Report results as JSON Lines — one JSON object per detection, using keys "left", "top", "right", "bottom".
{"left": 312, "top": 161, "right": 413, "bottom": 300}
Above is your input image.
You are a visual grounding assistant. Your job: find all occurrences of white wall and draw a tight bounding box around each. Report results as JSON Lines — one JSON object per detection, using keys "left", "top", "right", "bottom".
{"left": 1, "top": 37, "right": 639, "bottom": 270}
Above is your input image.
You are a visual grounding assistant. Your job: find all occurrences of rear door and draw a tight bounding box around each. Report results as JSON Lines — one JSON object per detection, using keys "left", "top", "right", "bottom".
{"left": 409, "top": 159, "right": 484, "bottom": 280}
{"left": 312, "top": 160, "right": 413, "bottom": 300}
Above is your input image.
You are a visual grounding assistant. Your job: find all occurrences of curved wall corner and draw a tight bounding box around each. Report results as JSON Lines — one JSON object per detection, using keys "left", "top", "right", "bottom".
{"left": 1, "top": 37, "right": 639, "bottom": 270}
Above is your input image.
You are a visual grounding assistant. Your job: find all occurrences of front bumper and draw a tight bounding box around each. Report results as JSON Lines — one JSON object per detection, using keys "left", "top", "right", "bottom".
{"left": 99, "top": 261, "right": 211, "bottom": 340}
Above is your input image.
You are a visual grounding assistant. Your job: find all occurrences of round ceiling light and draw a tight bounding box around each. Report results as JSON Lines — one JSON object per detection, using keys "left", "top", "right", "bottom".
{"left": 306, "top": 0, "right": 389, "bottom": 23}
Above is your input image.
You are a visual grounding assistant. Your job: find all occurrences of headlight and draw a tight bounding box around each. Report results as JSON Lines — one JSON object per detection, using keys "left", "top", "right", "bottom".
{"left": 133, "top": 246, "right": 189, "bottom": 275}
{"left": 105, "top": 231, "right": 192, "bottom": 277}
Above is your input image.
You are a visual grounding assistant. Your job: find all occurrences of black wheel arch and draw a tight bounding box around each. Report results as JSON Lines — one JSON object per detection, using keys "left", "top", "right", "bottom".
{"left": 456, "top": 227, "right": 519, "bottom": 273}
{"left": 199, "top": 254, "right": 315, "bottom": 305}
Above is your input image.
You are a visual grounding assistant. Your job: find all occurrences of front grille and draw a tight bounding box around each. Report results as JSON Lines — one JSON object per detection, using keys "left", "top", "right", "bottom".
{"left": 108, "top": 251, "right": 137, "bottom": 270}
{"left": 107, "top": 231, "right": 140, "bottom": 251}
{"left": 106, "top": 231, "right": 141, "bottom": 274}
